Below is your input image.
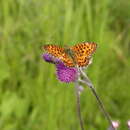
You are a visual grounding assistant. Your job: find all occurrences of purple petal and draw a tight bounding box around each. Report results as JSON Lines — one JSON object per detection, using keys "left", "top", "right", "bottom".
{"left": 42, "top": 53, "right": 54, "bottom": 63}
{"left": 42, "top": 53, "right": 61, "bottom": 64}
{"left": 56, "top": 62, "right": 78, "bottom": 83}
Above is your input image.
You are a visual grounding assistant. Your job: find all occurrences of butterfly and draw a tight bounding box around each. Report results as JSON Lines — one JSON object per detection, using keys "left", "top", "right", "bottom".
{"left": 42, "top": 42, "right": 97, "bottom": 67}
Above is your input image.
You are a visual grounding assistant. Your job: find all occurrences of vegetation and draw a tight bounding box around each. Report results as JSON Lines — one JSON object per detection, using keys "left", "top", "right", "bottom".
{"left": 0, "top": 0, "right": 130, "bottom": 129}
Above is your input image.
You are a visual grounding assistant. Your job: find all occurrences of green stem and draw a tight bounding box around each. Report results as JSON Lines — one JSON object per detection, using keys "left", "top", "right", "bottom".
{"left": 79, "top": 68, "right": 115, "bottom": 129}
{"left": 75, "top": 81, "right": 85, "bottom": 130}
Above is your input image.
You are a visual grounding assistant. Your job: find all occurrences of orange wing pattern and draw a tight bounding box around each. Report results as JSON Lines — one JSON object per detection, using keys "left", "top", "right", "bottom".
{"left": 42, "top": 42, "right": 97, "bottom": 67}
{"left": 43, "top": 45, "right": 74, "bottom": 67}
{"left": 70, "top": 42, "right": 97, "bottom": 67}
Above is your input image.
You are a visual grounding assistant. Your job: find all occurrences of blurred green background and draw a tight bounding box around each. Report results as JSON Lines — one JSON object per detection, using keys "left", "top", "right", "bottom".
{"left": 0, "top": 0, "right": 130, "bottom": 129}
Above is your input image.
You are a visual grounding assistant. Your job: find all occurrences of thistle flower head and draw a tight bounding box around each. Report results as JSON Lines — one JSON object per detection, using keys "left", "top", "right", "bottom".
{"left": 42, "top": 53, "right": 79, "bottom": 83}
{"left": 56, "top": 62, "right": 78, "bottom": 83}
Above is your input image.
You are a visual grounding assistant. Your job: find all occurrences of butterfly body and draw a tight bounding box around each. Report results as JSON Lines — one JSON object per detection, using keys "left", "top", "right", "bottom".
{"left": 42, "top": 42, "right": 97, "bottom": 67}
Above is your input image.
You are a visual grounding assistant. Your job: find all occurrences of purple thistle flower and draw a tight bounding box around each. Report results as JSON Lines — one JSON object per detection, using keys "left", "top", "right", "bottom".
{"left": 56, "top": 62, "right": 78, "bottom": 83}
{"left": 42, "top": 53, "right": 79, "bottom": 83}
{"left": 42, "top": 53, "right": 55, "bottom": 63}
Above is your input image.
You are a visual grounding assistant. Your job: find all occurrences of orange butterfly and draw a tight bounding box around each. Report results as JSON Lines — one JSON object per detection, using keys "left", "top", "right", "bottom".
{"left": 42, "top": 42, "right": 97, "bottom": 67}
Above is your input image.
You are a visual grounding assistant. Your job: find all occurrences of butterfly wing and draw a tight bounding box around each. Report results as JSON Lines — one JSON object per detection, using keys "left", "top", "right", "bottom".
{"left": 42, "top": 44, "right": 74, "bottom": 67}
{"left": 71, "top": 42, "right": 97, "bottom": 67}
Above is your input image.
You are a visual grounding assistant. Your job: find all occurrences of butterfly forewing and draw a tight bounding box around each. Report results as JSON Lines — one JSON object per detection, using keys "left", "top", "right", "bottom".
{"left": 43, "top": 44, "right": 74, "bottom": 67}
{"left": 70, "top": 42, "right": 97, "bottom": 67}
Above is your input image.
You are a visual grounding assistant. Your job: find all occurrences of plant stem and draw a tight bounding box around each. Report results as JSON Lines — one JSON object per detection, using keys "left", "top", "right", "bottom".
{"left": 75, "top": 81, "right": 84, "bottom": 130}
{"left": 79, "top": 68, "right": 115, "bottom": 129}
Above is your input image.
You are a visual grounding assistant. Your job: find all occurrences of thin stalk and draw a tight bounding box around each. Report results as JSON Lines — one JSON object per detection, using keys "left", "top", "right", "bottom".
{"left": 79, "top": 68, "right": 115, "bottom": 129}
{"left": 75, "top": 81, "right": 84, "bottom": 130}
